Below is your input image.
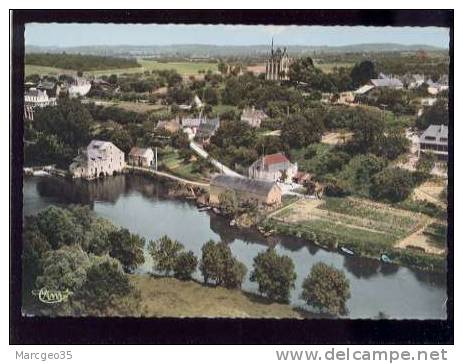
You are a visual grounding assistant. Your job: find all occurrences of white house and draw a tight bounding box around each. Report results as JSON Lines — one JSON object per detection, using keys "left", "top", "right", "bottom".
{"left": 128, "top": 147, "right": 154, "bottom": 167}
{"left": 68, "top": 78, "right": 92, "bottom": 98}
{"left": 70, "top": 140, "right": 125, "bottom": 180}
{"left": 248, "top": 152, "right": 298, "bottom": 183}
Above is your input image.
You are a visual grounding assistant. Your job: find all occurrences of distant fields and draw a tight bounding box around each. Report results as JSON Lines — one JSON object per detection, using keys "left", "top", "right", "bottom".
{"left": 25, "top": 58, "right": 218, "bottom": 77}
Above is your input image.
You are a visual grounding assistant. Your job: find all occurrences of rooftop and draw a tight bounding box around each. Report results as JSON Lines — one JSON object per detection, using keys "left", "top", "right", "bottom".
{"left": 263, "top": 152, "right": 290, "bottom": 166}
{"left": 211, "top": 174, "right": 279, "bottom": 197}
{"left": 419, "top": 124, "right": 448, "bottom": 145}
{"left": 370, "top": 78, "right": 404, "bottom": 88}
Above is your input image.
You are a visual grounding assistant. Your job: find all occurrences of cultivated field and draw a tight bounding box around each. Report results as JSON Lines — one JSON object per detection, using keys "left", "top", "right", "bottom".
{"left": 267, "top": 196, "right": 446, "bottom": 257}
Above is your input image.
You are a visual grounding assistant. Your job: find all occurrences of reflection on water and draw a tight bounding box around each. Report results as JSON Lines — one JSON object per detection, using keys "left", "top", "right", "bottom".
{"left": 23, "top": 175, "right": 447, "bottom": 319}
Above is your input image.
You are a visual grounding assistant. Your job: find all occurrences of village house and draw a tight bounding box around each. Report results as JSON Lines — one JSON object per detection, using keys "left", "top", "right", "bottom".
{"left": 156, "top": 118, "right": 181, "bottom": 133}
{"left": 195, "top": 118, "right": 221, "bottom": 144}
{"left": 240, "top": 106, "right": 268, "bottom": 128}
{"left": 69, "top": 140, "right": 125, "bottom": 180}
{"left": 24, "top": 88, "right": 57, "bottom": 108}
{"left": 419, "top": 124, "right": 448, "bottom": 161}
{"left": 128, "top": 147, "right": 155, "bottom": 167}
{"left": 209, "top": 174, "right": 282, "bottom": 206}
{"left": 369, "top": 77, "right": 404, "bottom": 89}
{"left": 248, "top": 152, "right": 298, "bottom": 183}
{"left": 68, "top": 78, "right": 92, "bottom": 98}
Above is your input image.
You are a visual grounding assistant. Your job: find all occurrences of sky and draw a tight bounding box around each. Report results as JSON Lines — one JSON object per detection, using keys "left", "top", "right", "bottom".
{"left": 25, "top": 23, "right": 450, "bottom": 48}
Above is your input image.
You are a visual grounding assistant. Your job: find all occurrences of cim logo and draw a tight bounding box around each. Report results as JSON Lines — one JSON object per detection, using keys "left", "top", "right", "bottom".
{"left": 32, "top": 288, "right": 73, "bottom": 304}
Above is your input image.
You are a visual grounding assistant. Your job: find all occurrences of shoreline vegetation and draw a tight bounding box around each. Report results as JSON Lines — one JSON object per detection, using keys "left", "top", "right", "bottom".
{"left": 24, "top": 169, "right": 446, "bottom": 274}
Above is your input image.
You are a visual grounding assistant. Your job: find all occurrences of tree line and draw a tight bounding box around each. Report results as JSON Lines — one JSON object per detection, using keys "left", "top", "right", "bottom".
{"left": 26, "top": 53, "right": 141, "bottom": 71}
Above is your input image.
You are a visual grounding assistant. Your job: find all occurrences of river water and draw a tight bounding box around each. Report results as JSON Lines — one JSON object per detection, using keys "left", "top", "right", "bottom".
{"left": 23, "top": 174, "right": 447, "bottom": 319}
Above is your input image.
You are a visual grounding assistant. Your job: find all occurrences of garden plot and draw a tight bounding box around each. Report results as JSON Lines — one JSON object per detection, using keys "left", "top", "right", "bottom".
{"left": 269, "top": 197, "right": 429, "bottom": 253}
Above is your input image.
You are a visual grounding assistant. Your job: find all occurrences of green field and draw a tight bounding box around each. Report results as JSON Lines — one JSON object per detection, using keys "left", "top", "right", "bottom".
{"left": 161, "top": 147, "right": 210, "bottom": 183}
{"left": 25, "top": 58, "right": 219, "bottom": 78}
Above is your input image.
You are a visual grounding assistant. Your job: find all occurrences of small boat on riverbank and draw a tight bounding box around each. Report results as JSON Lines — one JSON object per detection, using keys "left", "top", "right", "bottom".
{"left": 339, "top": 246, "right": 355, "bottom": 256}
{"left": 198, "top": 206, "right": 211, "bottom": 212}
{"left": 381, "top": 254, "right": 393, "bottom": 263}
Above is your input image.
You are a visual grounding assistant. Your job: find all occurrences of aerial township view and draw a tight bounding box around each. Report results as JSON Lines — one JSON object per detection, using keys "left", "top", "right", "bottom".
{"left": 22, "top": 24, "right": 449, "bottom": 319}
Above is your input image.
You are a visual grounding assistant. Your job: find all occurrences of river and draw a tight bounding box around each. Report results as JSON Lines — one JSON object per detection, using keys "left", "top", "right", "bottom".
{"left": 23, "top": 174, "right": 447, "bottom": 319}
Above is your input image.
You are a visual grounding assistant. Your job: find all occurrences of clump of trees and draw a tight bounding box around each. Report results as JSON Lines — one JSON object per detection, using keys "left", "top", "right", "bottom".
{"left": 250, "top": 248, "right": 297, "bottom": 303}
{"left": 23, "top": 206, "right": 144, "bottom": 316}
{"left": 301, "top": 262, "right": 351, "bottom": 316}
{"left": 200, "top": 240, "right": 247, "bottom": 289}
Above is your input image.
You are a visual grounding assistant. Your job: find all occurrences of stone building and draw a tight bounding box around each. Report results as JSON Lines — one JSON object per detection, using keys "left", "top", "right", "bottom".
{"left": 209, "top": 175, "right": 282, "bottom": 206}
{"left": 69, "top": 140, "right": 125, "bottom": 180}
{"left": 265, "top": 39, "right": 291, "bottom": 81}
{"left": 248, "top": 152, "right": 298, "bottom": 183}
{"left": 241, "top": 106, "right": 268, "bottom": 128}
{"left": 128, "top": 147, "right": 154, "bottom": 167}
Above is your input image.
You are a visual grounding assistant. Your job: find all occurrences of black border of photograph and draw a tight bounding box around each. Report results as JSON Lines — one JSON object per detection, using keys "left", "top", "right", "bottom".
{"left": 10, "top": 9, "right": 454, "bottom": 345}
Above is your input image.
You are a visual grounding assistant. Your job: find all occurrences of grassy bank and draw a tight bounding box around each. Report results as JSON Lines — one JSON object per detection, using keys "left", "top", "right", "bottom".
{"left": 130, "top": 275, "right": 304, "bottom": 318}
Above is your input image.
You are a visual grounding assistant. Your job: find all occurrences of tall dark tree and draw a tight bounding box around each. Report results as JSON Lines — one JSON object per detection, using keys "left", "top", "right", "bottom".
{"left": 350, "top": 60, "right": 377, "bottom": 88}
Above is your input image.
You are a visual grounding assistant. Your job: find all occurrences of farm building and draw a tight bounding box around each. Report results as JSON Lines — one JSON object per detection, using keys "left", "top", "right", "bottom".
{"left": 248, "top": 152, "right": 298, "bottom": 183}
{"left": 209, "top": 175, "right": 282, "bottom": 206}
{"left": 128, "top": 147, "right": 154, "bottom": 167}
{"left": 70, "top": 140, "right": 125, "bottom": 180}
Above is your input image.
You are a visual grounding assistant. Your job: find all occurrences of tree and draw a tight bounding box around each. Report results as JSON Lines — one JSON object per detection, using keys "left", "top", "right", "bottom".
{"left": 370, "top": 167, "right": 415, "bottom": 202}
{"left": 250, "top": 248, "right": 296, "bottom": 303}
{"left": 199, "top": 240, "right": 246, "bottom": 288}
{"left": 148, "top": 235, "right": 184, "bottom": 276}
{"left": 339, "top": 154, "right": 387, "bottom": 197}
{"left": 281, "top": 111, "right": 324, "bottom": 149}
{"left": 36, "top": 245, "right": 91, "bottom": 292}
{"left": 301, "top": 262, "right": 351, "bottom": 316}
{"left": 349, "top": 107, "right": 385, "bottom": 153}
{"left": 108, "top": 228, "right": 145, "bottom": 272}
{"left": 35, "top": 206, "right": 85, "bottom": 249}
{"left": 416, "top": 152, "right": 437, "bottom": 174}
{"left": 218, "top": 190, "right": 240, "bottom": 217}
{"left": 374, "top": 129, "right": 410, "bottom": 160}
{"left": 350, "top": 60, "right": 377, "bottom": 88}
{"left": 173, "top": 251, "right": 198, "bottom": 280}
{"left": 74, "top": 255, "right": 140, "bottom": 316}
{"left": 416, "top": 98, "right": 449, "bottom": 130}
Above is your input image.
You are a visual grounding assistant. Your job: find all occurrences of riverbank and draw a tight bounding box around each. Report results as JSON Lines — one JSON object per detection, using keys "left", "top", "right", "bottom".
{"left": 131, "top": 275, "right": 305, "bottom": 318}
